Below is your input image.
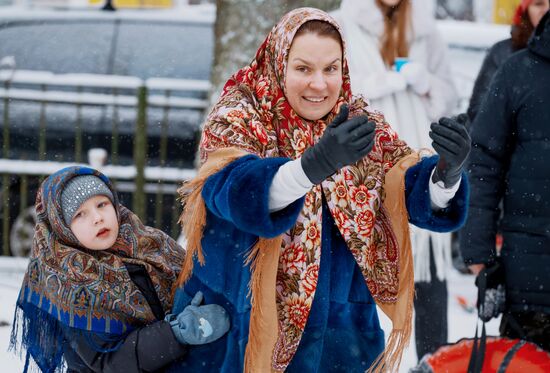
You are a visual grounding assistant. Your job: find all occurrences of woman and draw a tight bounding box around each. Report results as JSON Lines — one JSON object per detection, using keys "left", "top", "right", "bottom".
{"left": 172, "top": 8, "right": 470, "bottom": 372}
{"left": 333, "top": 0, "right": 458, "bottom": 359}
{"left": 467, "top": 0, "right": 549, "bottom": 123}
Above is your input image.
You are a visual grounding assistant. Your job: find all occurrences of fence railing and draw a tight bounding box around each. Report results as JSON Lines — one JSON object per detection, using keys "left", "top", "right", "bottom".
{"left": 0, "top": 69, "right": 208, "bottom": 256}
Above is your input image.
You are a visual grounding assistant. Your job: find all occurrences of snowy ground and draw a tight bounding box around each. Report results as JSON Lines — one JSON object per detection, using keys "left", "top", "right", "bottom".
{"left": 0, "top": 257, "right": 30, "bottom": 372}
{"left": 0, "top": 257, "right": 500, "bottom": 372}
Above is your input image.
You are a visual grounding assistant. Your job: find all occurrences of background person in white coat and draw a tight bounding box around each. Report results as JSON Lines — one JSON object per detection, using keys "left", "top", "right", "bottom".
{"left": 333, "top": 0, "right": 459, "bottom": 361}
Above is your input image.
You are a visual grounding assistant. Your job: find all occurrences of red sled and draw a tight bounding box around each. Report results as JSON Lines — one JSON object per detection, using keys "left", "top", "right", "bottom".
{"left": 411, "top": 337, "right": 550, "bottom": 373}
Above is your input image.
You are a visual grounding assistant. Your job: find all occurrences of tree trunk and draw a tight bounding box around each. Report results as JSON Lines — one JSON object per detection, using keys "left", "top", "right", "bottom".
{"left": 210, "top": 0, "right": 341, "bottom": 101}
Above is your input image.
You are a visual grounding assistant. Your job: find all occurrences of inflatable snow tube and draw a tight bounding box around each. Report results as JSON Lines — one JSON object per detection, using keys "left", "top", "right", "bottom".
{"left": 410, "top": 337, "right": 550, "bottom": 373}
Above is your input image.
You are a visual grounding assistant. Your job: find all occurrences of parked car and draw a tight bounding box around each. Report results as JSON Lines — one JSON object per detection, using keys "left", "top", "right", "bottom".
{"left": 0, "top": 5, "right": 215, "bottom": 255}
{"left": 0, "top": 5, "right": 215, "bottom": 167}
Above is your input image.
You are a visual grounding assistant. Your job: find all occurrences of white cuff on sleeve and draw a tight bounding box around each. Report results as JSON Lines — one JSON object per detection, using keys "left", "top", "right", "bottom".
{"left": 429, "top": 168, "right": 461, "bottom": 210}
{"left": 268, "top": 158, "right": 313, "bottom": 212}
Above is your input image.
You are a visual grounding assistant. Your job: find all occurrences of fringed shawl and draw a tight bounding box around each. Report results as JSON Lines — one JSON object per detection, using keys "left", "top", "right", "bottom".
{"left": 177, "top": 7, "right": 417, "bottom": 372}
{"left": 11, "top": 166, "right": 184, "bottom": 372}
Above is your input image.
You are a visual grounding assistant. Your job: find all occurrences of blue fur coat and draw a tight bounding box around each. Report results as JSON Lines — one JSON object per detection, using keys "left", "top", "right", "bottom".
{"left": 170, "top": 154, "right": 468, "bottom": 372}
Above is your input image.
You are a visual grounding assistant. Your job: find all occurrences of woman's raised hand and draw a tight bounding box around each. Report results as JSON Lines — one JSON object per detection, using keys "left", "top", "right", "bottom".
{"left": 430, "top": 114, "right": 471, "bottom": 188}
{"left": 301, "top": 105, "right": 376, "bottom": 184}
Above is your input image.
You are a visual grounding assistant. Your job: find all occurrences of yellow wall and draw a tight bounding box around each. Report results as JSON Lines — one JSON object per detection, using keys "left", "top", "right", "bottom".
{"left": 89, "top": 0, "right": 173, "bottom": 8}
{"left": 493, "top": 0, "right": 522, "bottom": 24}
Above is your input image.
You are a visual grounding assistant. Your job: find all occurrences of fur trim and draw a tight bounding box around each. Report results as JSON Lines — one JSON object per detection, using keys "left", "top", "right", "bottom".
{"left": 173, "top": 147, "right": 249, "bottom": 291}
{"left": 405, "top": 155, "right": 469, "bottom": 232}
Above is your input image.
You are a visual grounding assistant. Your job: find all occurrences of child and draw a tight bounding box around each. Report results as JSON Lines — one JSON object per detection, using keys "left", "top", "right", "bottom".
{"left": 10, "top": 166, "right": 230, "bottom": 373}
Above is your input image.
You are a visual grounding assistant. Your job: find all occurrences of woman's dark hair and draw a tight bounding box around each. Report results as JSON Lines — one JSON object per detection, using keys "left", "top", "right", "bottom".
{"left": 511, "top": 10, "right": 535, "bottom": 49}
{"left": 294, "top": 20, "right": 342, "bottom": 46}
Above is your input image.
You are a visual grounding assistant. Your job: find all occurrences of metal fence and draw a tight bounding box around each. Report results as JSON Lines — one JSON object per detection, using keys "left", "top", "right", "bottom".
{"left": 0, "top": 69, "right": 208, "bottom": 256}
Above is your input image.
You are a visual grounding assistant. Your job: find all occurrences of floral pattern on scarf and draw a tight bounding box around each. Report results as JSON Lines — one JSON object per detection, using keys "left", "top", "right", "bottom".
{"left": 200, "top": 7, "right": 411, "bottom": 369}
{"left": 19, "top": 166, "right": 185, "bottom": 334}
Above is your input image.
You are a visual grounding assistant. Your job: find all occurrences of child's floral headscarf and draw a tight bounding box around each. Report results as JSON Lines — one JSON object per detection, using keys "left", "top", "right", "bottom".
{"left": 12, "top": 166, "right": 184, "bottom": 372}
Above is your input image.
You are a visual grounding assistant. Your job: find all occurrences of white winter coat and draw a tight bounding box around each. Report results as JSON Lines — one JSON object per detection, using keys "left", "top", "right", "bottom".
{"left": 333, "top": 0, "right": 459, "bottom": 282}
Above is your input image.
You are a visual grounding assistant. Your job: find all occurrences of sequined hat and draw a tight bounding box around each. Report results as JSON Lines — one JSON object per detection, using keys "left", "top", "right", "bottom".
{"left": 61, "top": 175, "right": 114, "bottom": 225}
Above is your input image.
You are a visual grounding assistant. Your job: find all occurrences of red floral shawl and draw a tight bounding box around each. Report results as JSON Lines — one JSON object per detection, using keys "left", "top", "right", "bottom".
{"left": 184, "top": 7, "right": 415, "bottom": 372}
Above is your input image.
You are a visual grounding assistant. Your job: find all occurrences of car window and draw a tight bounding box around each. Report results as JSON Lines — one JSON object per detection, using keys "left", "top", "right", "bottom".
{"left": 113, "top": 20, "right": 213, "bottom": 80}
{"left": 0, "top": 20, "right": 115, "bottom": 74}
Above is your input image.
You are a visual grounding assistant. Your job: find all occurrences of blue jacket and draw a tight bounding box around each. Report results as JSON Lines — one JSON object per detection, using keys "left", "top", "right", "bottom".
{"left": 171, "top": 154, "right": 468, "bottom": 372}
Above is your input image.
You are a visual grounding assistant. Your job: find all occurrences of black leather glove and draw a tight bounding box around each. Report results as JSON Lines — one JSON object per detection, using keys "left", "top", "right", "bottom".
{"left": 430, "top": 114, "right": 471, "bottom": 188}
{"left": 301, "top": 105, "right": 376, "bottom": 184}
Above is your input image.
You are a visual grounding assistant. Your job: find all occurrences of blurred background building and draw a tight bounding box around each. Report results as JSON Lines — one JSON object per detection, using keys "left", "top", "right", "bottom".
{"left": 0, "top": 0, "right": 528, "bottom": 24}
{"left": 3, "top": 0, "right": 213, "bottom": 8}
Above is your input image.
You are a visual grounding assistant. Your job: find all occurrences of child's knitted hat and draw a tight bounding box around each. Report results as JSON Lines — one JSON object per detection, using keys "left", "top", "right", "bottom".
{"left": 61, "top": 175, "right": 114, "bottom": 224}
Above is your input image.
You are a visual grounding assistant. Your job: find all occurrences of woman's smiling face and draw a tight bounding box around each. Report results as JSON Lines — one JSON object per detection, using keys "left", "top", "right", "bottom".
{"left": 284, "top": 32, "right": 343, "bottom": 121}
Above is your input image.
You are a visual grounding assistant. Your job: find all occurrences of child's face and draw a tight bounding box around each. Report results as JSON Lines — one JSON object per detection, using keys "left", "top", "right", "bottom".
{"left": 70, "top": 195, "right": 119, "bottom": 251}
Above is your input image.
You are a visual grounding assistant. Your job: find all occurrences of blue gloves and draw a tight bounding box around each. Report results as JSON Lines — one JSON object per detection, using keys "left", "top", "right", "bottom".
{"left": 166, "top": 291, "right": 230, "bottom": 345}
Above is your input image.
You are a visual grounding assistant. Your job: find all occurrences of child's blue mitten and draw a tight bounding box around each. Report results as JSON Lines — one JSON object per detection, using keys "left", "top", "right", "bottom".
{"left": 166, "top": 291, "right": 230, "bottom": 345}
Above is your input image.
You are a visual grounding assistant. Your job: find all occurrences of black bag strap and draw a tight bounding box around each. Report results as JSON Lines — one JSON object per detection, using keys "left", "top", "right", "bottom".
{"left": 468, "top": 268, "right": 490, "bottom": 373}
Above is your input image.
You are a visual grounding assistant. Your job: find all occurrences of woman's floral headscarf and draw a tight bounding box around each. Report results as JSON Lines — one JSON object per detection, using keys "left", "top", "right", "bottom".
{"left": 195, "top": 7, "right": 413, "bottom": 371}
{"left": 11, "top": 166, "right": 185, "bottom": 372}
